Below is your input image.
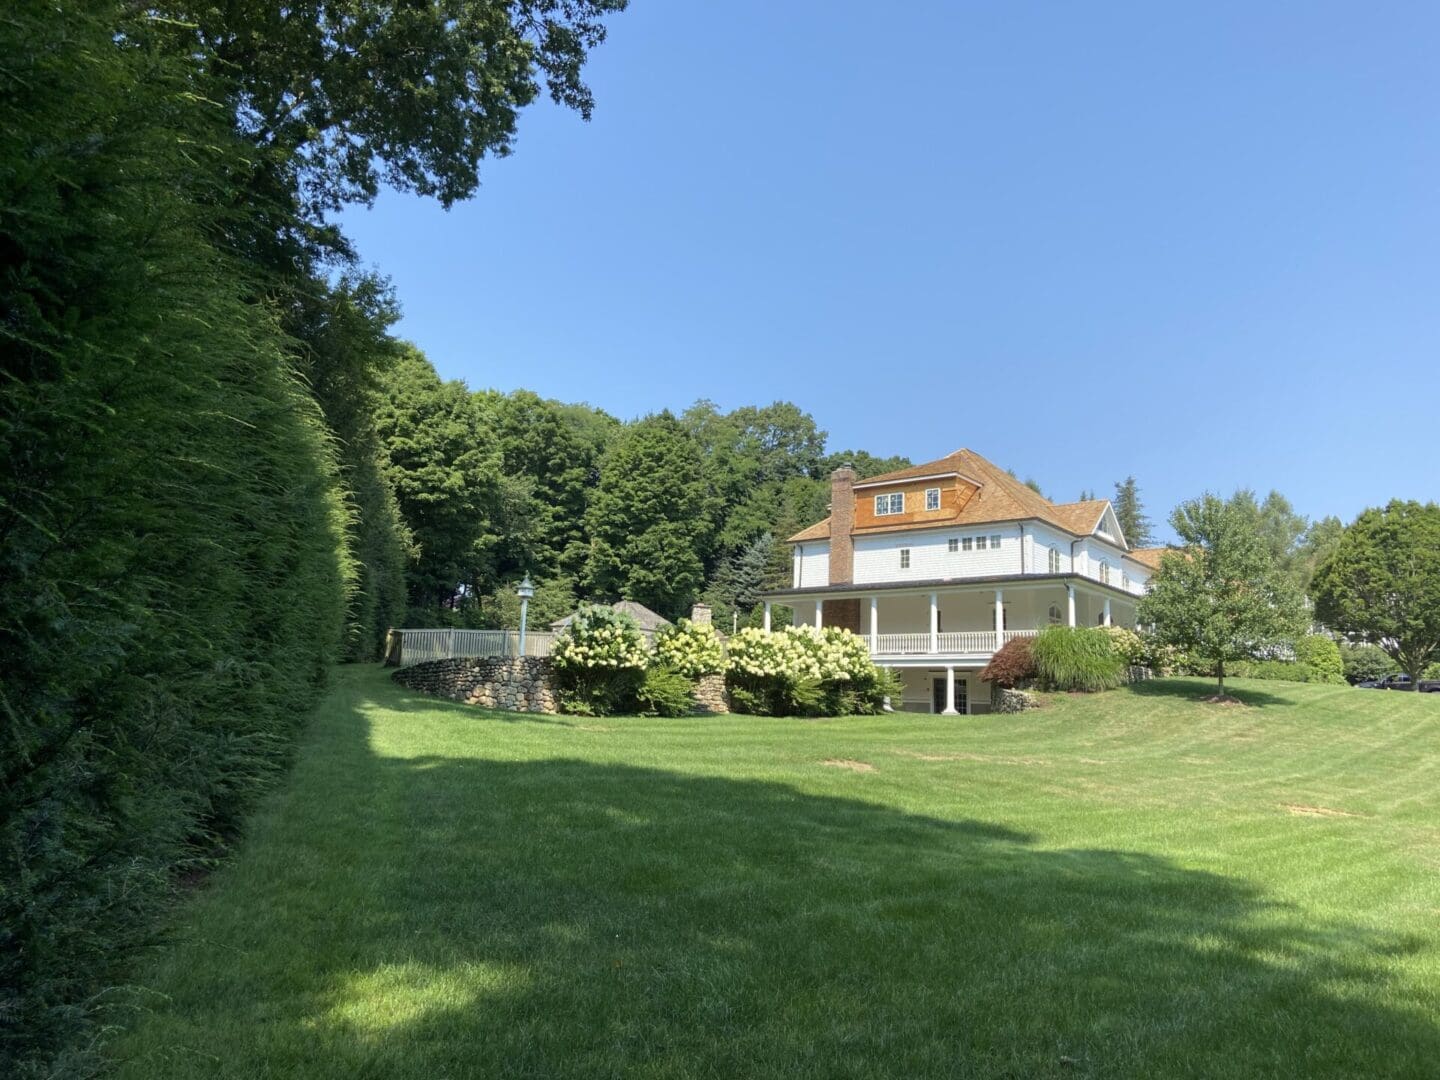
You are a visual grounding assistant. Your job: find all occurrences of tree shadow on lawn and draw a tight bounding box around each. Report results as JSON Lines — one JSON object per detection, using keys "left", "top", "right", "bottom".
{"left": 118, "top": 699, "right": 1439, "bottom": 1080}
{"left": 1127, "top": 677, "right": 1299, "bottom": 709}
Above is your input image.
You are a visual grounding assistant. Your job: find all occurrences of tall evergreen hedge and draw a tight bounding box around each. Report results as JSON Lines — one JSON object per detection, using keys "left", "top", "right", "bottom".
{"left": 0, "top": 5, "right": 349, "bottom": 1072}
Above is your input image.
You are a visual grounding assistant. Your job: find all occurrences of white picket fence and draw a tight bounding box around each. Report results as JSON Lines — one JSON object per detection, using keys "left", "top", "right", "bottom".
{"left": 395, "top": 628, "right": 556, "bottom": 666}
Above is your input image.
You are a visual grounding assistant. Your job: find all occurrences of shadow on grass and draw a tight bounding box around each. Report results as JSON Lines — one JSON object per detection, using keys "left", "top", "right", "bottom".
{"left": 117, "top": 680, "right": 1439, "bottom": 1079}
{"left": 1127, "top": 677, "right": 1299, "bottom": 708}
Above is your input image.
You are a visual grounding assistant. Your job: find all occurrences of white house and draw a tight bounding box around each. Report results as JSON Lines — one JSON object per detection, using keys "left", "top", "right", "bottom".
{"left": 760, "top": 449, "right": 1167, "bottom": 715}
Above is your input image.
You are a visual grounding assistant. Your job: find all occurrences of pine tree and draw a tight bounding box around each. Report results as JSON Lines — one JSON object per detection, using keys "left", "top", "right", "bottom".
{"left": 1112, "top": 476, "right": 1155, "bottom": 547}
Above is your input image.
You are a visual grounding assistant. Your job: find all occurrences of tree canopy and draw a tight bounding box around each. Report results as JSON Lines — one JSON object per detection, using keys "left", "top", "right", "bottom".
{"left": 1311, "top": 501, "right": 1440, "bottom": 682}
{"left": 1138, "top": 494, "right": 1307, "bottom": 694}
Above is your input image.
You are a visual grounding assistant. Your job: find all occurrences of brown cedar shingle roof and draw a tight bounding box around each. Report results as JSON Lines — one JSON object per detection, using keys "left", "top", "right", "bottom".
{"left": 788, "top": 450, "right": 1122, "bottom": 546}
{"left": 1125, "top": 547, "right": 1169, "bottom": 571}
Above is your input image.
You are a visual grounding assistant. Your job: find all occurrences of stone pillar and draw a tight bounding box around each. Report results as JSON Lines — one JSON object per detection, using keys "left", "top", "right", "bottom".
{"left": 690, "top": 602, "right": 712, "bottom": 626}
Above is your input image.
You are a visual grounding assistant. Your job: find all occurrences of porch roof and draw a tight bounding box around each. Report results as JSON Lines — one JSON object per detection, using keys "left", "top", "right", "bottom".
{"left": 761, "top": 571, "right": 1139, "bottom": 603}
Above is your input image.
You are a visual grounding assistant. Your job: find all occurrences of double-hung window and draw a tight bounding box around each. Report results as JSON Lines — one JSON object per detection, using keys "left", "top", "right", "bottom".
{"left": 925, "top": 487, "right": 941, "bottom": 511}
{"left": 1048, "top": 546, "right": 1062, "bottom": 573}
{"left": 947, "top": 537, "right": 959, "bottom": 553}
{"left": 975, "top": 536, "right": 987, "bottom": 551}
{"left": 961, "top": 537, "right": 973, "bottom": 551}
{"left": 990, "top": 535, "right": 1002, "bottom": 548}
{"left": 875, "top": 492, "right": 904, "bottom": 516}
{"left": 1099, "top": 560, "right": 1111, "bottom": 585}
{"left": 899, "top": 548, "right": 911, "bottom": 569}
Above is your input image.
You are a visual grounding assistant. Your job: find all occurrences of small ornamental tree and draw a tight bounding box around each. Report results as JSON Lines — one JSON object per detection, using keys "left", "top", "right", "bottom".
{"left": 1311, "top": 501, "right": 1440, "bottom": 688}
{"left": 550, "top": 604, "right": 649, "bottom": 714}
{"left": 1138, "top": 494, "right": 1307, "bottom": 696}
{"left": 980, "top": 636, "right": 1036, "bottom": 688}
{"left": 654, "top": 618, "right": 726, "bottom": 677}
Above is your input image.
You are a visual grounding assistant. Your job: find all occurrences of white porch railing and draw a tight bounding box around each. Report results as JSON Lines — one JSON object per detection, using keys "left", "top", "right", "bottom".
{"left": 872, "top": 633, "right": 933, "bottom": 655}
{"left": 1002, "top": 629, "right": 1040, "bottom": 644}
{"left": 937, "top": 631, "right": 998, "bottom": 654}
{"left": 396, "top": 628, "right": 556, "bottom": 665}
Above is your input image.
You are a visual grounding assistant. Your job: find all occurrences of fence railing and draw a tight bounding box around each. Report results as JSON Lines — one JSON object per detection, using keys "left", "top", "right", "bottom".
{"left": 393, "top": 628, "right": 556, "bottom": 666}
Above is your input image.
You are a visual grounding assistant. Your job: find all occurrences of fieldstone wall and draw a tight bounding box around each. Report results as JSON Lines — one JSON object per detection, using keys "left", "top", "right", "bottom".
{"left": 692, "top": 673, "right": 729, "bottom": 714}
{"left": 392, "top": 656, "right": 557, "bottom": 714}
{"left": 993, "top": 687, "right": 1041, "bottom": 714}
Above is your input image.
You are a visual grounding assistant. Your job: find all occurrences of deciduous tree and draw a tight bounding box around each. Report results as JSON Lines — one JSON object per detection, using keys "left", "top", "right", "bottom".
{"left": 1311, "top": 501, "right": 1440, "bottom": 685}
{"left": 1138, "top": 494, "right": 1306, "bottom": 694}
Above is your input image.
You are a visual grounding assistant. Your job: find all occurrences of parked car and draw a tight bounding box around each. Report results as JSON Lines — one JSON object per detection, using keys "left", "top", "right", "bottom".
{"left": 1356, "top": 673, "right": 1440, "bottom": 692}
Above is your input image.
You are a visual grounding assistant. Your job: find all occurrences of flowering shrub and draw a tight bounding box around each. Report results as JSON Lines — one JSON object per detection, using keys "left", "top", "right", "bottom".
{"left": 551, "top": 604, "right": 649, "bottom": 714}
{"left": 1101, "top": 626, "right": 1146, "bottom": 666}
{"left": 654, "top": 618, "right": 726, "bottom": 677}
{"left": 726, "top": 625, "right": 894, "bottom": 716}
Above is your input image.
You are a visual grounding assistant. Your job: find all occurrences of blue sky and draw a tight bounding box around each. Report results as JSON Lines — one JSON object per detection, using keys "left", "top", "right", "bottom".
{"left": 340, "top": 0, "right": 1439, "bottom": 537}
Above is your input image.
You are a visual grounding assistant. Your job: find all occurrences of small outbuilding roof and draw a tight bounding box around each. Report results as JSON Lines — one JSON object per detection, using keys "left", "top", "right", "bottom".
{"left": 550, "top": 600, "right": 673, "bottom": 633}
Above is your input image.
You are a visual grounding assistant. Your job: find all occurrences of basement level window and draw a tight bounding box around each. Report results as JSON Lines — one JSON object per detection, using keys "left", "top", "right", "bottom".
{"left": 875, "top": 492, "right": 904, "bottom": 516}
{"left": 899, "top": 548, "right": 911, "bottom": 569}
{"left": 925, "top": 487, "right": 941, "bottom": 511}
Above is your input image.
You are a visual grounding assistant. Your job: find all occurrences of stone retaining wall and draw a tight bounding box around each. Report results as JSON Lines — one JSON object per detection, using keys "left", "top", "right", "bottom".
{"left": 692, "top": 673, "right": 729, "bottom": 714}
{"left": 392, "top": 656, "right": 558, "bottom": 714}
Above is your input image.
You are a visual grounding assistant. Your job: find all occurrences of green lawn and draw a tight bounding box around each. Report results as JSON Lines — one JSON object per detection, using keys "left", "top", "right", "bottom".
{"left": 110, "top": 667, "right": 1440, "bottom": 1079}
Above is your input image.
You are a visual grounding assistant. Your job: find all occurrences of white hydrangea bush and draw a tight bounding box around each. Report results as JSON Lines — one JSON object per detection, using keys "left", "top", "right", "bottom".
{"left": 654, "top": 618, "right": 725, "bottom": 677}
{"left": 726, "top": 624, "right": 896, "bottom": 716}
{"left": 551, "top": 604, "right": 648, "bottom": 672}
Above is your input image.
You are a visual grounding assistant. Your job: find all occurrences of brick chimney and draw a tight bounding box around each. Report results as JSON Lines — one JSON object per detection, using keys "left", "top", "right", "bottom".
{"left": 829, "top": 465, "right": 856, "bottom": 585}
{"left": 826, "top": 466, "right": 862, "bottom": 632}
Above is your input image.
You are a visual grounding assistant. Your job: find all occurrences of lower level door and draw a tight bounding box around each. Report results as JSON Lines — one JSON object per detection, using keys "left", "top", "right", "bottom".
{"left": 931, "top": 676, "right": 970, "bottom": 714}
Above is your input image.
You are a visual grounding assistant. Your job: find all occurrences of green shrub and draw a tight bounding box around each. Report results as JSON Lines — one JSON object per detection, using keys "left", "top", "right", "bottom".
{"left": 636, "top": 666, "right": 696, "bottom": 717}
{"left": 726, "top": 626, "right": 891, "bottom": 716}
{"left": 1231, "top": 659, "right": 1313, "bottom": 683}
{"left": 551, "top": 605, "right": 649, "bottom": 715}
{"left": 654, "top": 618, "right": 726, "bottom": 676}
{"left": 1425, "top": 661, "right": 1440, "bottom": 680}
{"left": 1293, "top": 635, "right": 1345, "bottom": 684}
{"left": 1340, "top": 643, "right": 1397, "bottom": 684}
{"left": 1101, "top": 626, "right": 1146, "bottom": 666}
{"left": 1031, "top": 627, "right": 1124, "bottom": 692}
{"left": 980, "top": 637, "right": 1036, "bottom": 688}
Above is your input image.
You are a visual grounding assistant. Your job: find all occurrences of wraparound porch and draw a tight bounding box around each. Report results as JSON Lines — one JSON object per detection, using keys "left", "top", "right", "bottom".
{"left": 761, "top": 576, "right": 1140, "bottom": 664}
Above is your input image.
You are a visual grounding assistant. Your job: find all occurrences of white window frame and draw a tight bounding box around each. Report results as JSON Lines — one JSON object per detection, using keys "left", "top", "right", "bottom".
{"left": 947, "top": 537, "right": 959, "bottom": 553}
{"left": 990, "top": 534, "right": 1002, "bottom": 548}
{"left": 1048, "top": 546, "right": 1061, "bottom": 573}
{"left": 925, "top": 487, "right": 941, "bottom": 511}
{"left": 874, "top": 492, "right": 905, "bottom": 516}
{"left": 1099, "top": 559, "right": 1111, "bottom": 585}
{"left": 899, "top": 548, "right": 911, "bottom": 569}
{"left": 961, "top": 537, "right": 973, "bottom": 551}
{"left": 975, "top": 536, "right": 987, "bottom": 551}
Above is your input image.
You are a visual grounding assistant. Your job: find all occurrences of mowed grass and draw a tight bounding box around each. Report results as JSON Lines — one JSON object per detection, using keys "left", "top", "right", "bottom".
{"left": 110, "top": 667, "right": 1440, "bottom": 1079}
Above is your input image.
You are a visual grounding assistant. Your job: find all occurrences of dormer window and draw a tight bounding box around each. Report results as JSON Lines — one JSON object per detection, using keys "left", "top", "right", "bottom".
{"left": 925, "top": 487, "right": 941, "bottom": 511}
{"left": 875, "top": 492, "right": 904, "bottom": 516}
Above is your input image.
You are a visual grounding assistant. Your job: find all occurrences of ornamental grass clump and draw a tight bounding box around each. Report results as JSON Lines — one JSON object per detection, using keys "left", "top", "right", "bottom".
{"left": 551, "top": 604, "right": 650, "bottom": 714}
{"left": 726, "top": 625, "right": 893, "bottom": 716}
{"left": 1031, "top": 626, "right": 1125, "bottom": 692}
{"left": 654, "top": 618, "right": 726, "bottom": 677}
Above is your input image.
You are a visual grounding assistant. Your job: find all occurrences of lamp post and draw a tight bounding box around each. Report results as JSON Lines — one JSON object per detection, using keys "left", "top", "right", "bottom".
{"left": 516, "top": 575, "right": 535, "bottom": 657}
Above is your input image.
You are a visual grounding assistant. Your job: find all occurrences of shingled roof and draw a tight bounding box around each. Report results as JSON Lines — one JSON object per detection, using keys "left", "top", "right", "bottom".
{"left": 788, "top": 450, "right": 1125, "bottom": 546}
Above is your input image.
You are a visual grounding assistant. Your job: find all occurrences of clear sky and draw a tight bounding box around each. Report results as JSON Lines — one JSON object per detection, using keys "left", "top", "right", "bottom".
{"left": 339, "top": 0, "right": 1439, "bottom": 538}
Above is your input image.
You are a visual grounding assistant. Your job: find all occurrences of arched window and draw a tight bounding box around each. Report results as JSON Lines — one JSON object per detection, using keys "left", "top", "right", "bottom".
{"left": 1048, "top": 603, "right": 1062, "bottom": 625}
{"left": 1048, "top": 546, "right": 1061, "bottom": 573}
{"left": 1098, "top": 559, "right": 1110, "bottom": 585}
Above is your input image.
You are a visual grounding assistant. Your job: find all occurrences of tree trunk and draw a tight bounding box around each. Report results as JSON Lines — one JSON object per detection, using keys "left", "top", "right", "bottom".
{"left": 1217, "top": 658, "right": 1225, "bottom": 695}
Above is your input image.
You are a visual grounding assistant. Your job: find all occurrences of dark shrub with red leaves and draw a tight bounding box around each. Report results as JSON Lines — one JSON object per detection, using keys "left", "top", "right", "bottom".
{"left": 981, "top": 636, "right": 1036, "bottom": 688}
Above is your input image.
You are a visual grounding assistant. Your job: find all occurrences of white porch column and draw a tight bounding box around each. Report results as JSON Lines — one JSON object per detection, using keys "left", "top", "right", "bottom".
{"left": 763, "top": 601, "right": 772, "bottom": 632}
{"left": 869, "top": 596, "right": 878, "bottom": 654}
{"left": 813, "top": 600, "right": 823, "bottom": 629}
{"left": 994, "top": 589, "right": 1004, "bottom": 650}
{"left": 929, "top": 592, "right": 939, "bottom": 653}
{"left": 943, "top": 665, "right": 958, "bottom": 714}
{"left": 1067, "top": 585, "right": 1076, "bottom": 628}
{"left": 881, "top": 666, "right": 893, "bottom": 712}
{"left": 1103, "top": 597, "right": 1112, "bottom": 627}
